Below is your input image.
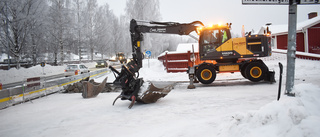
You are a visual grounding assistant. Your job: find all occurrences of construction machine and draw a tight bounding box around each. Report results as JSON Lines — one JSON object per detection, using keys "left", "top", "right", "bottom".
{"left": 98, "top": 19, "right": 274, "bottom": 108}
{"left": 116, "top": 52, "right": 127, "bottom": 64}
{"left": 187, "top": 24, "right": 275, "bottom": 88}
{"left": 109, "top": 19, "right": 204, "bottom": 108}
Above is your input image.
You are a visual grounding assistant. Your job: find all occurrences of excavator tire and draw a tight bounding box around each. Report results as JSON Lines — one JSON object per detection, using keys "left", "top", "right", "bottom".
{"left": 196, "top": 64, "right": 216, "bottom": 84}
{"left": 245, "top": 62, "right": 268, "bottom": 82}
{"left": 240, "top": 63, "right": 249, "bottom": 79}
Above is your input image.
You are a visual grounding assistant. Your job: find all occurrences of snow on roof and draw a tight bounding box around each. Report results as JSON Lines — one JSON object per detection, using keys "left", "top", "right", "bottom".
{"left": 158, "top": 43, "right": 199, "bottom": 57}
{"left": 176, "top": 43, "right": 199, "bottom": 53}
{"left": 259, "top": 16, "right": 320, "bottom": 35}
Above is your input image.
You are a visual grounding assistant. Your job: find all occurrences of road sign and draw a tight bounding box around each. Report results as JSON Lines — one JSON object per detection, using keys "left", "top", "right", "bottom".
{"left": 242, "top": 0, "right": 320, "bottom": 5}
{"left": 145, "top": 51, "right": 151, "bottom": 58}
{"left": 40, "top": 62, "right": 45, "bottom": 67}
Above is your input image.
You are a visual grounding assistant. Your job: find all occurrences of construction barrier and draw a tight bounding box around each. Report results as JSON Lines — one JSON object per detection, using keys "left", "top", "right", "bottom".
{"left": 0, "top": 68, "right": 109, "bottom": 109}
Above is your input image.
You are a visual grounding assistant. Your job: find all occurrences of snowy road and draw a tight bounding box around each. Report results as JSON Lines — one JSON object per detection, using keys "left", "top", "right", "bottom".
{"left": 0, "top": 53, "right": 319, "bottom": 137}
{"left": 0, "top": 80, "right": 277, "bottom": 137}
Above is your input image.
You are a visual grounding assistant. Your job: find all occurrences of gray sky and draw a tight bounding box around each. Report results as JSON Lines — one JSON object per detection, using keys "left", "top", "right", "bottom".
{"left": 98, "top": 0, "right": 320, "bottom": 35}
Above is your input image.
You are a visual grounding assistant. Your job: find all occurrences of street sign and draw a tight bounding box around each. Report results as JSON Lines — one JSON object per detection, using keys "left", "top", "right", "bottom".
{"left": 145, "top": 51, "right": 151, "bottom": 58}
{"left": 40, "top": 62, "right": 45, "bottom": 67}
{"left": 242, "top": 0, "right": 320, "bottom": 5}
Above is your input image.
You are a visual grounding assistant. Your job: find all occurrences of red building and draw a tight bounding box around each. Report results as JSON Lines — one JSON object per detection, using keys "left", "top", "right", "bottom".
{"left": 259, "top": 12, "right": 320, "bottom": 54}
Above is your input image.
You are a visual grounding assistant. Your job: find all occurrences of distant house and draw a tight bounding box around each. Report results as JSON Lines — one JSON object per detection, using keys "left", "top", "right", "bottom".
{"left": 259, "top": 12, "right": 320, "bottom": 54}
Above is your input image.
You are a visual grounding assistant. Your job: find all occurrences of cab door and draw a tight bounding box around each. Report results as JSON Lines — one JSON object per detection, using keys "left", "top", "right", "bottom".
{"left": 199, "top": 28, "right": 231, "bottom": 60}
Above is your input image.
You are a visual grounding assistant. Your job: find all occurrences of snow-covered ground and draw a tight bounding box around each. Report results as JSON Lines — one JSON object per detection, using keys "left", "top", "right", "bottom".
{"left": 0, "top": 53, "right": 320, "bottom": 137}
{"left": 0, "top": 52, "right": 108, "bottom": 84}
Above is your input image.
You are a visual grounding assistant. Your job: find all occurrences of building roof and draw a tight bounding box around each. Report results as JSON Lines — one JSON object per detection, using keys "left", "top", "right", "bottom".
{"left": 176, "top": 43, "right": 199, "bottom": 53}
{"left": 258, "top": 16, "right": 320, "bottom": 35}
{"left": 157, "top": 43, "right": 199, "bottom": 57}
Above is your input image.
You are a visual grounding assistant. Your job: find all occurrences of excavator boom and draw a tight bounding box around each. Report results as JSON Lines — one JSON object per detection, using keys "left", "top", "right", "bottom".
{"left": 130, "top": 19, "right": 204, "bottom": 69}
{"left": 110, "top": 19, "right": 204, "bottom": 108}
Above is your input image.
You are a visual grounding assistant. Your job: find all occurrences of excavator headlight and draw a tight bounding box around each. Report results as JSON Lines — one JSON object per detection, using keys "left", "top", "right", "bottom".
{"left": 196, "top": 27, "right": 203, "bottom": 35}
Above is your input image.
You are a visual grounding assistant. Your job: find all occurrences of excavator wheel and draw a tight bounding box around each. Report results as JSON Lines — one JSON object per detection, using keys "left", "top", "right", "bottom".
{"left": 245, "top": 62, "right": 268, "bottom": 82}
{"left": 240, "top": 63, "right": 249, "bottom": 78}
{"left": 196, "top": 65, "right": 216, "bottom": 84}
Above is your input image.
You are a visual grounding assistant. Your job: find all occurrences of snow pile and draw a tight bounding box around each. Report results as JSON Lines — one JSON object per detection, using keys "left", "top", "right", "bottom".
{"left": 0, "top": 64, "right": 64, "bottom": 84}
{"left": 0, "top": 62, "right": 96, "bottom": 84}
{"left": 218, "top": 83, "right": 320, "bottom": 137}
{"left": 158, "top": 43, "right": 199, "bottom": 57}
{"left": 1, "top": 53, "right": 320, "bottom": 137}
{"left": 104, "top": 59, "right": 189, "bottom": 83}
{"left": 139, "top": 59, "right": 189, "bottom": 81}
{"left": 176, "top": 43, "right": 199, "bottom": 53}
{"left": 0, "top": 53, "right": 6, "bottom": 62}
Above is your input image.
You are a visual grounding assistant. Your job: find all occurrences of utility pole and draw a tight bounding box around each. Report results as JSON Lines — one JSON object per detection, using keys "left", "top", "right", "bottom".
{"left": 242, "top": 0, "right": 320, "bottom": 96}
{"left": 285, "top": 0, "right": 297, "bottom": 96}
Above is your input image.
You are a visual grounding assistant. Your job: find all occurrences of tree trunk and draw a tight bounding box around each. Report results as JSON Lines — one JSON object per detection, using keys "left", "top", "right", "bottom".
{"left": 54, "top": 52, "right": 58, "bottom": 66}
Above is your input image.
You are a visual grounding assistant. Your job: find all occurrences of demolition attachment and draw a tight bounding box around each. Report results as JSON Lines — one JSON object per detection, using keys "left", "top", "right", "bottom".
{"left": 82, "top": 77, "right": 108, "bottom": 98}
{"left": 109, "top": 60, "right": 173, "bottom": 109}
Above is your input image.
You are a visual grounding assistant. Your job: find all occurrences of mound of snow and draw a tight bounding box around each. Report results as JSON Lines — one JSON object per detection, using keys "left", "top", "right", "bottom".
{"left": 217, "top": 83, "right": 320, "bottom": 137}
{"left": 0, "top": 62, "right": 96, "bottom": 84}
{"left": 176, "top": 43, "right": 199, "bottom": 52}
{"left": 101, "top": 59, "right": 189, "bottom": 83}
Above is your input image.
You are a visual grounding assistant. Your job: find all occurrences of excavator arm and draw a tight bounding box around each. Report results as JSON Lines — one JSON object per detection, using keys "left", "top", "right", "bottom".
{"left": 130, "top": 19, "right": 204, "bottom": 69}
{"left": 110, "top": 19, "right": 204, "bottom": 108}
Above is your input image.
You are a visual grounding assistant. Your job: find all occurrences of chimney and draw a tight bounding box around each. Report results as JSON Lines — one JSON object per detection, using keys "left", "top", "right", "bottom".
{"left": 308, "top": 12, "right": 318, "bottom": 19}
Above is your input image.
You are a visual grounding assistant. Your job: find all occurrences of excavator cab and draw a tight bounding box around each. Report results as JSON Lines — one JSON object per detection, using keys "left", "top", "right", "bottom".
{"left": 199, "top": 25, "right": 232, "bottom": 61}
{"left": 198, "top": 24, "right": 272, "bottom": 63}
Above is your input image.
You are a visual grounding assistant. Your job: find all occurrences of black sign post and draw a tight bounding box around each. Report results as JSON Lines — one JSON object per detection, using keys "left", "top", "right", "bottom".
{"left": 41, "top": 62, "right": 45, "bottom": 75}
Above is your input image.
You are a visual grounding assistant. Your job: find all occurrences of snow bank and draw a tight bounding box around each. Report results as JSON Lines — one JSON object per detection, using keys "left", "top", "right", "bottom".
{"left": 217, "top": 83, "right": 320, "bottom": 137}
{"left": 158, "top": 43, "right": 199, "bottom": 57}
{"left": 139, "top": 59, "right": 189, "bottom": 81}
{"left": 0, "top": 54, "right": 320, "bottom": 137}
{"left": 176, "top": 43, "right": 199, "bottom": 52}
{"left": 0, "top": 62, "right": 96, "bottom": 84}
{"left": 101, "top": 59, "right": 189, "bottom": 83}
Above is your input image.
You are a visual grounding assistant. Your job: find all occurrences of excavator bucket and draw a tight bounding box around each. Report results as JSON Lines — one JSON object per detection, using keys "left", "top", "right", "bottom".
{"left": 112, "top": 82, "right": 174, "bottom": 109}
{"left": 137, "top": 82, "right": 173, "bottom": 104}
{"left": 82, "top": 77, "right": 108, "bottom": 98}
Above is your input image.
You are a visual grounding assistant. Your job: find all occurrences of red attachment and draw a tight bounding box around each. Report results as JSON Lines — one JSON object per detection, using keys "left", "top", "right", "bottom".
{"left": 158, "top": 51, "right": 216, "bottom": 73}
{"left": 0, "top": 83, "right": 2, "bottom": 90}
{"left": 131, "top": 96, "right": 136, "bottom": 101}
{"left": 129, "top": 96, "right": 136, "bottom": 109}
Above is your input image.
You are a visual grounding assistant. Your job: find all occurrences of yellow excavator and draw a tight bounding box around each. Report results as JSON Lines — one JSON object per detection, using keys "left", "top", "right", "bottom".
{"left": 188, "top": 23, "right": 275, "bottom": 88}
{"left": 83, "top": 19, "right": 275, "bottom": 108}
